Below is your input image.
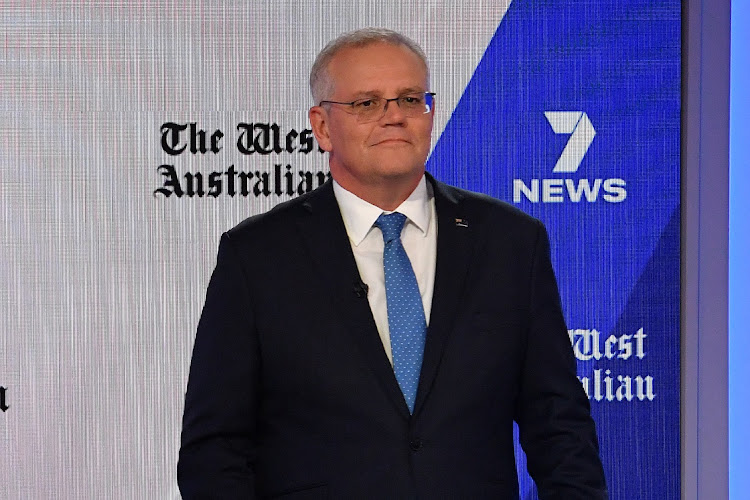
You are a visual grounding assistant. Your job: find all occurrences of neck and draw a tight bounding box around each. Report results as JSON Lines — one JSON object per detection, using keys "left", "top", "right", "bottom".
{"left": 333, "top": 173, "right": 423, "bottom": 211}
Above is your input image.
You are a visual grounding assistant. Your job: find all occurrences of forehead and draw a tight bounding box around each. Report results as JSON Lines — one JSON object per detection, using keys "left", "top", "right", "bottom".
{"left": 326, "top": 42, "right": 428, "bottom": 96}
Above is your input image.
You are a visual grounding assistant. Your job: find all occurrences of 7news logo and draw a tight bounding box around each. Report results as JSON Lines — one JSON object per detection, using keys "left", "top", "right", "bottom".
{"left": 513, "top": 112, "right": 627, "bottom": 203}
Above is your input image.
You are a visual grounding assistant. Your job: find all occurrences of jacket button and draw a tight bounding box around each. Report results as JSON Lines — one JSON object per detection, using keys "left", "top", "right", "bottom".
{"left": 409, "top": 439, "right": 423, "bottom": 451}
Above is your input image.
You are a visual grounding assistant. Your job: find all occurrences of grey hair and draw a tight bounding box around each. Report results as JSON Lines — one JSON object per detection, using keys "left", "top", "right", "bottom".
{"left": 309, "top": 27, "right": 430, "bottom": 104}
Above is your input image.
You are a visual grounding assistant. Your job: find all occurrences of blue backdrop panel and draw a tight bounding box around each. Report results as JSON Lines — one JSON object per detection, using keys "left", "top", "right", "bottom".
{"left": 428, "top": 1, "right": 681, "bottom": 498}
{"left": 730, "top": 2, "right": 750, "bottom": 498}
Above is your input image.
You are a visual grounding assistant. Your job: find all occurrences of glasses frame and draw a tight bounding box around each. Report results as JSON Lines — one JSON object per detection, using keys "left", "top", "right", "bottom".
{"left": 318, "top": 92, "right": 436, "bottom": 123}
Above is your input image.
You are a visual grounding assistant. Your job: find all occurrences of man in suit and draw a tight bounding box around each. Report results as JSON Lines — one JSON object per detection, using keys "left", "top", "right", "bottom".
{"left": 178, "top": 28, "right": 607, "bottom": 499}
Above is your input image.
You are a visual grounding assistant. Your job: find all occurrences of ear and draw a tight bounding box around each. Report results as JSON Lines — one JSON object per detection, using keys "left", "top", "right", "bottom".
{"left": 309, "top": 106, "right": 333, "bottom": 152}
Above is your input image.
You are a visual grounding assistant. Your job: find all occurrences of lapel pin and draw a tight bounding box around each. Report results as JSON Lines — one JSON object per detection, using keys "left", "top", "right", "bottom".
{"left": 454, "top": 218, "right": 469, "bottom": 228}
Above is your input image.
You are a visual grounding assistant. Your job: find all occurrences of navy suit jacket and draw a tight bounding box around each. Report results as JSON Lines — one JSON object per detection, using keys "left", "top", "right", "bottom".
{"left": 177, "top": 174, "right": 607, "bottom": 499}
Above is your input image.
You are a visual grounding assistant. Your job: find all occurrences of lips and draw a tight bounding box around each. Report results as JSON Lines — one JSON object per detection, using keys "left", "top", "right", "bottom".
{"left": 372, "top": 138, "right": 411, "bottom": 146}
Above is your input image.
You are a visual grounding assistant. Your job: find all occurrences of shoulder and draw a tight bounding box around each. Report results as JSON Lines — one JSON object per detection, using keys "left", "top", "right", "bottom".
{"left": 223, "top": 182, "right": 330, "bottom": 246}
{"left": 430, "top": 176, "right": 544, "bottom": 235}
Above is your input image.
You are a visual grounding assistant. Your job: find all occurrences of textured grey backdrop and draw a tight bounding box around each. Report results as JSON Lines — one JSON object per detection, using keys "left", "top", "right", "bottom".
{"left": 0, "top": 1, "right": 510, "bottom": 497}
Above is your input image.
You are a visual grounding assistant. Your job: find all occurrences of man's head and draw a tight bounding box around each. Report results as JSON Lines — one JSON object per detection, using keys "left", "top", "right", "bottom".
{"left": 308, "top": 28, "right": 434, "bottom": 210}
{"left": 309, "top": 28, "right": 430, "bottom": 105}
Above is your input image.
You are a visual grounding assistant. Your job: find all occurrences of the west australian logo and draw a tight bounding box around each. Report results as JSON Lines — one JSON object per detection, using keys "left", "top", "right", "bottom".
{"left": 513, "top": 112, "right": 627, "bottom": 203}
{"left": 153, "top": 122, "right": 330, "bottom": 199}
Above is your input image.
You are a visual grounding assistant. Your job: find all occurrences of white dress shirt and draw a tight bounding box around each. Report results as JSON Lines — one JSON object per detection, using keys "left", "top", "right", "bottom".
{"left": 333, "top": 175, "right": 437, "bottom": 364}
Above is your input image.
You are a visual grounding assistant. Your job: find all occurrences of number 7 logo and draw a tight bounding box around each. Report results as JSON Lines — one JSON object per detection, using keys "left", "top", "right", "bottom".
{"left": 544, "top": 111, "right": 596, "bottom": 173}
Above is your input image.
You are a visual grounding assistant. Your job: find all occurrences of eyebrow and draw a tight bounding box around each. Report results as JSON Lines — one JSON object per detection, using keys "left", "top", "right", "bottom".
{"left": 350, "top": 87, "right": 426, "bottom": 98}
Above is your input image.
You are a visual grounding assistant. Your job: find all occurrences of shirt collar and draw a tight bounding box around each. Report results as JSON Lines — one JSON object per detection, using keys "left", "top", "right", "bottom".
{"left": 333, "top": 175, "right": 431, "bottom": 246}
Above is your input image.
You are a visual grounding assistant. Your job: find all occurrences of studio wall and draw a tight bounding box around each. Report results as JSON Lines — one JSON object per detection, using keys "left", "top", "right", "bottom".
{"left": 0, "top": 2, "right": 680, "bottom": 498}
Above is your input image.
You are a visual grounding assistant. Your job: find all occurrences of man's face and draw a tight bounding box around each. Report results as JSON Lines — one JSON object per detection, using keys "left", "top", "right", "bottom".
{"left": 309, "top": 42, "right": 434, "bottom": 198}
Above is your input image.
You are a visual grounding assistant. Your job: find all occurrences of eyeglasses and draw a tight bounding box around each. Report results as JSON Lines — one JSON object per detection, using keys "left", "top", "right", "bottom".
{"left": 319, "top": 92, "right": 436, "bottom": 123}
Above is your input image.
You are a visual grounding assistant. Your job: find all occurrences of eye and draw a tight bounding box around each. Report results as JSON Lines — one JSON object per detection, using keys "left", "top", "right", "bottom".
{"left": 354, "top": 99, "right": 377, "bottom": 108}
{"left": 400, "top": 94, "right": 425, "bottom": 106}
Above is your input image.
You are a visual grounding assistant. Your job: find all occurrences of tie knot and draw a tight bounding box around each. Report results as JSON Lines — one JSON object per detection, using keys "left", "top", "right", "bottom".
{"left": 375, "top": 212, "right": 407, "bottom": 243}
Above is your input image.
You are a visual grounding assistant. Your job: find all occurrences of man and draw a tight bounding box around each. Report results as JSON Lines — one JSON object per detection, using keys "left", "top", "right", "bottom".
{"left": 178, "top": 28, "right": 607, "bottom": 499}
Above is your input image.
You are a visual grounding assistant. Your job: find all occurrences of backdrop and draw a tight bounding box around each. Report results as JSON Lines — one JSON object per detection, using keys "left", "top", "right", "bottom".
{"left": 0, "top": 1, "right": 680, "bottom": 498}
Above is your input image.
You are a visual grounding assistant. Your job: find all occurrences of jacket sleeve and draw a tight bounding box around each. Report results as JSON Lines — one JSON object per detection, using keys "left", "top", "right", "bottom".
{"left": 515, "top": 221, "right": 608, "bottom": 500}
{"left": 178, "top": 233, "right": 259, "bottom": 499}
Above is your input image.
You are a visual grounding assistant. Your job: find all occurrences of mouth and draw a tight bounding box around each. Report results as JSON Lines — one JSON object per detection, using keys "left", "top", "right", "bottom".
{"left": 373, "top": 138, "right": 411, "bottom": 146}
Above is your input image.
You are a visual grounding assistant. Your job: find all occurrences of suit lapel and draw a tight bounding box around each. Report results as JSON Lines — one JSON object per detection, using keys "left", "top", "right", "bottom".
{"left": 413, "top": 175, "right": 475, "bottom": 416}
{"left": 294, "top": 182, "right": 411, "bottom": 419}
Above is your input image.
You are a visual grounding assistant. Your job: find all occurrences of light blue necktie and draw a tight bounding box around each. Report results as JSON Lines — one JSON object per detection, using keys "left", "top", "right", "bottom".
{"left": 375, "top": 212, "right": 427, "bottom": 414}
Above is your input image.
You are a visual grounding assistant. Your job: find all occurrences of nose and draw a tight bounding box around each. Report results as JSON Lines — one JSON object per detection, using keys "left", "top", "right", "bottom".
{"left": 380, "top": 97, "right": 406, "bottom": 123}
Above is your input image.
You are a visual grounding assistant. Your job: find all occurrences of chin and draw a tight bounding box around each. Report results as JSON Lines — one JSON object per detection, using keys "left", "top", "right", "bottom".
{"left": 377, "top": 149, "right": 425, "bottom": 166}
{"left": 376, "top": 165, "right": 424, "bottom": 180}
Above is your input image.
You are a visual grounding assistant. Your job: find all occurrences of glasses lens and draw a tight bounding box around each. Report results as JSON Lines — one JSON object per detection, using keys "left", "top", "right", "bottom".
{"left": 351, "top": 93, "right": 434, "bottom": 123}
{"left": 399, "top": 93, "right": 434, "bottom": 117}
{"left": 352, "top": 98, "right": 384, "bottom": 122}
